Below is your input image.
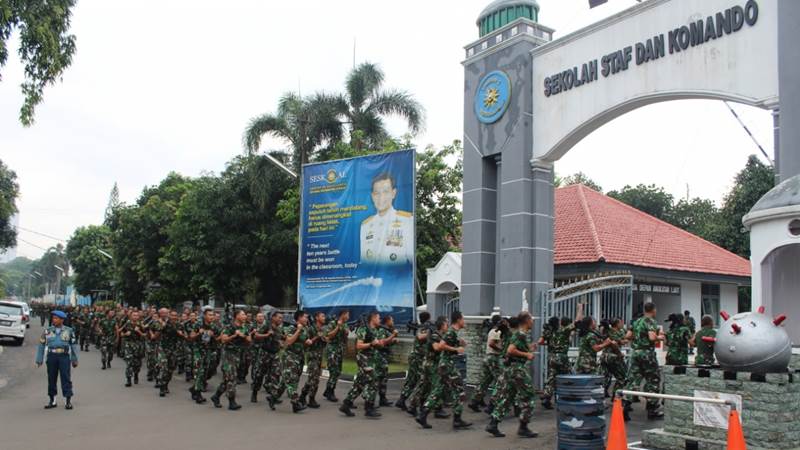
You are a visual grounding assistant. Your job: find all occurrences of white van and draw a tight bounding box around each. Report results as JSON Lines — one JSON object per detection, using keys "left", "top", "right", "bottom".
{"left": 0, "top": 301, "right": 26, "bottom": 345}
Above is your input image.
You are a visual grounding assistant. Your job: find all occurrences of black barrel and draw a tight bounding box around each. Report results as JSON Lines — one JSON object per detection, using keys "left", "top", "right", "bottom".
{"left": 556, "top": 375, "right": 607, "bottom": 450}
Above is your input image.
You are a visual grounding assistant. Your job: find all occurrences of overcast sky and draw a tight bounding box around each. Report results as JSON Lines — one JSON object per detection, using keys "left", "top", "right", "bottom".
{"left": 1, "top": 0, "right": 774, "bottom": 259}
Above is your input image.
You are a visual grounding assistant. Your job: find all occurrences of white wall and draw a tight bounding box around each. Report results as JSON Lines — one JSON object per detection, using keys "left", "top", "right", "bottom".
{"left": 679, "top": 280, "right": 702, "bottom": 322}
{"left": 720, "top": 283, "right": 739, "bottom": 316}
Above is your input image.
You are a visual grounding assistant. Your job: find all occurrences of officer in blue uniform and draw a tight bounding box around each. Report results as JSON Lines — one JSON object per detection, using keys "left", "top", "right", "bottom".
{"left": 35, "top": 310, "right": 79, "bottom": 410}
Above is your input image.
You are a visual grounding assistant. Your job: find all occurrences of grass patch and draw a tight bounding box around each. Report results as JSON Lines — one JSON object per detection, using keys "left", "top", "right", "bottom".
{"left": 337, "top": 359, "right": 407, "bottom": 376}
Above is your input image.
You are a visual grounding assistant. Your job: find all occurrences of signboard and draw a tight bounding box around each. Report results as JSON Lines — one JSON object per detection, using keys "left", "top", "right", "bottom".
{"left": 693, "top": 390, "right": 742, "bottom": 429}
{"left": 298, "top": 150, "right": 416, "bottom": 325}
{"left": 634, "top": 282, "right": 681, "bottom": 295}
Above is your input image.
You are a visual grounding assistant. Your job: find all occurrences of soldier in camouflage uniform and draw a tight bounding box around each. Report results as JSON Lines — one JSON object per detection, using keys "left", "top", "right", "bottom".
{"left": 176, "top": 311, "right": 189, "bottom": 376}
{"left": 181, "top": 311, "right": 197, "bottom": 382}
{"left": 416, "top": 311, "right": 471, "bottom": 430}
{"left": 407, "top": 316, "right": 450, "bottom": 420}
{"left": 575, "top": 316, "right": 612, "bottom": 374}
{"left": 339, "top": 311, "right": 387, "bottom": 418}
{"left": 236, "top": 312, "right": 254, "bottom": 384}
{"left": 374, "top": 315, "right": 398, "bottom": 407}
{"left": 665, "top": 313, "right": 691, "bottom": 366}
{"left": 188, "top": 309, "right": 220, "bottom": 404}
{"left": 623, "top": 302, "right": 665, "bottom": 421}
{"left": 261, "top": 311, "right": 285, "bottom": 408}
{"left": 690, "top": 315, "right": 716, "bottom": 366}
{"left": 73, "top": 307, "right": 87, "bottom": 351}
{"left": 153, "top": 309, "right": 181, "bottom": 397}
{"left": 300, "top": 311, "right": 328, "bottom": 409}
{"left": 485, "top": 311, "right": 538, "bottom": 439}
{"left": 120, "top": 310, "right": 146, "bottom": 387}
{"left": 600, "top": 318, "right": 628, "bottom": 398}
{"left": 273, "top": 310, "right": 309, "bottom": 413}
{"left": 98, "top": 309, "right": 117, "bottom": 370}
{"left": 538, "top": 305, "right": 581, "bottom": 409}
{"left": 323, "top": 310, "right": 349, "bottom": 402}
{"left": 208, "top": 309, "right": 251, "bottom": 410}
{"left": 395, "top": 311, "right": 430, "bottom": 411}
{"left": 142, "top": 310, "right": 158, "bottom": 382}
{"left": 468, "top": 315, "right": 503, "bottom": 412}
{"left": 249, "top": 312, "right": 272, "bottom": 402}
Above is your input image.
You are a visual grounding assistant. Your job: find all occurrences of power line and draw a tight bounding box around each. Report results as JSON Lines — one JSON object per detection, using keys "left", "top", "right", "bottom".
{"left": 14, "top": 226, "right": 67, "bottom": 243}
{"left": 15, "top": 237, "right": 51, "bottom": 252}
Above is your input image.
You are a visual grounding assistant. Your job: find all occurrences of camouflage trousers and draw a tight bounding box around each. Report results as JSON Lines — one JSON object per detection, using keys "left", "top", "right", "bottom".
{"left": 424, "top": 359, "right": 465, "bottom": 415}
{"left": 409, "top": 359, "right": 435, "bottom": 409}
{"left": 237, "top": 347, "right": 252, "bottom": 382}
{"left": 575, "top": 352, "right": 599, "bottom": 375}
{"left": 625, "top": 350, "right": 660, "bottom": 410}
{"left": 213, "top": 348, "right": 241, "bottom": 400}
{"left": 251, "top": 350, "right": 281, "bottom": 397}
{"left": 601, "top": 352, "right": 627, "bottom": 398}
{"left": 145, "top": 342, "right": 158, "bottom": 378}
{"left": 279, "top": 351, "right": 304, "bottom": 403}
{"left": 209, "top": 349, "right": 221, "bottom": 377}
{"left": 182, "top": 343, "right": 194, "bottom": 378}
{"left": 192, "top": 347, "right": 215, "bottom": 392}
{"left": 345, "top": 352, "right": 377, "bottom": 404}
{"left": 122, "top": 341, "right": 144, "bottom": 380}
{"left": 472, "top": 353, "right": 500, "bottom": 403}
{"left": 399, "top": 353, "right": 422, "bottom": 399}
{"left": 77, "top": 327, "right": 88, "bottom": 349}
{"left": 542, "top": 353, "right": 571, "bottom": 401}
{"left": 492, "top": 362, "right": 535, "bottom": 422}
{"left": 100, "top": 337, "right": 115, "bottom": 365}
{"left": 301, "top": 350, "right": 323, "bottom": 401}
{"left": 325, "top": 346, "right": 344, "bottom": 391}
{"left": 157, "top": 346, "right": 179, "bottom": 387}
{"left": 375, "top": 352, "right": 389, "bottom": 399}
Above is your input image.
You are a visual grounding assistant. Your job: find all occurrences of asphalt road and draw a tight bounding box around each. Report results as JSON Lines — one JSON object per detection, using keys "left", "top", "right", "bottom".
{"left": 0, "top": 323, "right": 654, "bottom": 450}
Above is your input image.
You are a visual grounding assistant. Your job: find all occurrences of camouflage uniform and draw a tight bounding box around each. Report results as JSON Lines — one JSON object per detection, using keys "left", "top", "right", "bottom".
{"left": 344, "top": 325, "right": 378, "bottom": 405}
{"left": 121, "top": 320, "right": 145, "bottom": 382}
{"left": 300, "top": 322, "right": 326, "bottom": 403}
{"left": 694, "top": 328, "right": 716, "bottom": 366}
{"left": 252, "top": 321, "right": 282, "bottom": 399}
{"left": 213, "top": 323, "right": 250, "bottom": 401}
{"left": 423, "top": 326, "right": 465, "bottom": 415}
{"left": 279, "top": 323, "right": 307, "bottom": 405}
{"left": 236, "top": 321, "right": 254, "bottom": 383}
{"left": 399, "top": 326, "right": 427, "bottom": 400}
{"left": 665, "top": 324, "right": 691, "bottom": 366}
{"left": 471, "top": 327, "right": 502, "bottom": 405}
{"left": 624, "top": 316, "right": 661, "bottom": 410}
{"left": 373, "top": 325, "right": 396, "bottom": 402}
{"left": 181, "top": 319, "right": 194, "bottom": 380}
{"left": 191, "top": 320, "right": 221, "bottom": 394}
{"left": 142, "top": 317, "right": 158, "bottom": 381}
{"left": 575, "top": 331, "right": 602, "bottom": 374}
{"left": 156, "top": 319, "right": 181, "bottom": 389}
{"left": 540, "top": 323, "right": 574, "bottom": 401}
{"left": 600, "top": 328, "right": 627, "bottom": 397}
{"left": 409, "top": 328, "right": 441, "bottom": 410}
{"left": 73, "top": 311, "right": 87, "bottom": 351}
{"left": 98, "top": 316, "right": 116, "bottom": 367}
{"left": 324, "top": 320, "right": 348, "bottom": 393}
{"left": 491, "top": 330, "right": 535, "bottom": 423}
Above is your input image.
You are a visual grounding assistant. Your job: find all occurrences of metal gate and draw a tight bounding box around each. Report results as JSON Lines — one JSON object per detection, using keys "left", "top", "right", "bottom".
{"left": 536, "top": 272, "right": 633, "bottom": 388}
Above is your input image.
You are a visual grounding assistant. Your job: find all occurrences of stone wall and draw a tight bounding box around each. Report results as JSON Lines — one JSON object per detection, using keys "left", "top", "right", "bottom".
{"left": 791, "top": 350, "right": 799, "bottom": 371}
{"left": 343, "top": 335, "right": 413, "bottom": 366}
{"left": 463, "top": 318, "right": 489, "bottom": 385}
{"left": 642, "top": 367, "right": 800, "bottom": 450}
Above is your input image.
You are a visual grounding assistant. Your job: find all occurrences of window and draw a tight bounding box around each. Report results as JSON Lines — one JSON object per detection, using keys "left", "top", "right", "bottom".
{"left": 789, "top": 219, "right": 800, "bottom": 237}
{"left": 701, "top": 284, "right": 721, "bottom": 326}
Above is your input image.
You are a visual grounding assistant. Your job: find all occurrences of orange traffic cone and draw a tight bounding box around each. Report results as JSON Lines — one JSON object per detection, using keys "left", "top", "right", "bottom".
{"left": 606, "top": 398, "right": 628, "bottom": 450}
{"left": 727, "top": 409, "right": 746, "bottom": 450}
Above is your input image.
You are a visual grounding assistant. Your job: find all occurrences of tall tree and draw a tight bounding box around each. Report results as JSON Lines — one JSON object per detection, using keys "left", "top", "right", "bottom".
{"left": 66, "top": 225, "right": 113, "bottom": 301}
{"left": 243, "top": 92, "right": 343, "bottom": 171}
{"left": 608, "top": 184, "right": 674, "bottom": 221}
{"left": 0, "top": 0, "right": 78, "bottom": 126}
{"left": 670, "top": 197, "right": 719, "bottom": 242}
{"left": 0, "top": 159, "right": 19, "bottom": 251}
{"left": 104, "top": 182, "right": 120, "bottom": 221}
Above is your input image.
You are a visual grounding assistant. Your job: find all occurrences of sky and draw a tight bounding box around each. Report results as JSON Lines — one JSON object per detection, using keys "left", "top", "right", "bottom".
{"left": 0, "top": 0, "right": 774, "bottom": 260}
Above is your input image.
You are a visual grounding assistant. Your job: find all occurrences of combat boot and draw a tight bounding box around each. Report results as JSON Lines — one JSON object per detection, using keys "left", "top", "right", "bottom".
{"left": 250, "top": 390, "right": 258, "bottom": 403}
{"left": 307, "top": 397, "right": 321, "bottom": 409}
{"left": 133, "top": 373, "right": 139, "bottom": 385}
{"left": 298, "top": 391, "right": 308, "bottom": 407}
{"left": 228, "top": 397, "right": 242, "bottom": 411}
{"left": 517, "top": 421, "right": 537, "bottom": 438}
{"left": 192, "top": 388, "right": 207, "bottom": 405}
{"left": 415, "top": 408, "right": 432, "bottom": 429}
{"left": 406, "top": 405, "right": 417, "bottom": 417}
{"left": 379, "top": 395, "right": 392, "bottom": 407}
{"left": 647, "top": 406, "right": 664, "bottom": 420}
{"left": 292, "top": 401, "right": 307, "bottom": 413}
{"left": 394, "top": 396, "right": 407, "bottom": 411}
{"left": 468, "top": 399, "right": 483, "bottom": 413}
{"left": 452, "top": 414, "right": 472, "bottom": 429}
{"left": 125, "top": 377, "right": 132, "bottom": 388}
{"left": 513, "top": 405, "right": 521, "bottom": 418}
{"left": 622, "top": 400, "right": 632, "bottom": 422}
{"left": 267, "top": 396, "right": 276, "bottom": 411}
{"left": 364, "top": 402, "right": 382, "bottom": 418}
{"left": 102, "top": 361, "right": 107, "bottom": 370}
{"left": 434, "top": 408, "right": 450, "bottom": 419}
{"left": 44, "top": 397, "right": 57, "bottom": 409}
{"left": 159, "top": 385, "right": 167, "bottom": 397}
{"left": 210, "top": 394, "right": 222, "bottom": 408}
{"left": 339, "top": 399, "right": 355, "bottom": 417}
{"left": 541, "top": 398, "right": 554, "bottom": 410}
{"left": 485, "top": 417, "right": 505, "bottom": 437}
{"left": 325, "top": 388, "right": 339, "bottom": 403}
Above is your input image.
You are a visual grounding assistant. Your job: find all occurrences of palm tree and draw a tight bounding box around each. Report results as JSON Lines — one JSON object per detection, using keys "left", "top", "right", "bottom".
{"left": 243, "top": 92, "right": 343, "bottom": 171}
{"left": 325, "top": 62, "right": 424, "bottom": 149}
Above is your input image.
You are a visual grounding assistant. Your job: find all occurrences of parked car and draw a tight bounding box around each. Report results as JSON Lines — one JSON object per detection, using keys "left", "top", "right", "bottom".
{"left": 3, "top": 300, "right": 31, "bottom": 328}
{"left": 0, "top": 301, "right": 26, "bottom": 345}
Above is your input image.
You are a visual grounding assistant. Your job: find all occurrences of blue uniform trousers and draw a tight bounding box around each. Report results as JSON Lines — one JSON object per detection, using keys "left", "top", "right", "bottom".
{"left": 46, "top": 353, "right": 73, "bottom": 398}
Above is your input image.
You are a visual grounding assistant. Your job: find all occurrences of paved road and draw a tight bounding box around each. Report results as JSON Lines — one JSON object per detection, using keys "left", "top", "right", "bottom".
{"left": 0, "top": 323, "right": 654, "bottom": 450}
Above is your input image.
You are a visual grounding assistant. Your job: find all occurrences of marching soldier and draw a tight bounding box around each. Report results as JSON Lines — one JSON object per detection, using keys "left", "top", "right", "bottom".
{"left": 98, "top": 309, "right": 116, "bottom": 370}
{"left": 210, "top": 309, "right": 251, "bottom": 410}
{"left": 538, "top": 304, "right": 583, "bottom": 409}
{"left": 374, "top": 315, "right": 398, "bottom": 407}
{"left": 120, "top": 310, "right": 146, "bottom": 387}
{"left": 665, "top": 313, "right": 692, "bottom": 366}
{"left": 623, "top": 302, "right": 665, "bottom": 421}
{"left": 600, "top": 318, "right": 628, "bottom": 398}
{"left": 300, "top": 311, "right": 328, "bottom": 409}
{"left": 339, "top": 311, "right": 388, "bottom": 418}
{"left": 189, "top": 308, "right": 219, "bottom": 404}
{"left": 575, "top": 316, "right": 612, "bottom": 374}
{"left": 468, "top": 314, "right": 502, "bottom": 412}
{"left": 690, "top": 315, "right": 716, "bottom": 365}
{"left": 323, "top": 309, "right": 349, "bottom": 402}
{"left": 35, "top": 310, "right": 79, "bottom": 410}
{"left": 274, "top": 310, "right": 309, "bottom": 413}
{"left": 395, "top": 311, "right": 430, "bottom": 411}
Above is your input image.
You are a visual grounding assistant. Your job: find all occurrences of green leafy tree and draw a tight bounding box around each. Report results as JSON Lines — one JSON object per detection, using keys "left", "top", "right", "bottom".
{"left": 0, "top": 256, "right": 34, "bottom": 297}
{"left": 1, "top": 0, "right": 78, "bottom": 126}
{"left": 555, "top": 172, "right": 603, "bottom": 192}
{"left": 669, "top": 197, "right": 719, "bottom": 242}
{"left": 104, "top": 182, "right": 120, "bottom": 221}
{"left": 608, "top": 183, "right": 674, "bottom": 221}
{"left": 66, "top": 225, "right": 113, "bottom": 301}
{"left": 0, "top": 159, "right": 19, "bottom": 251}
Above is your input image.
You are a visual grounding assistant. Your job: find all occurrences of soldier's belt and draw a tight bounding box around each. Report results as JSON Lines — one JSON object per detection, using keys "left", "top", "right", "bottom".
{"left": 48, "top": 347, "right": 70, "bottom": 354}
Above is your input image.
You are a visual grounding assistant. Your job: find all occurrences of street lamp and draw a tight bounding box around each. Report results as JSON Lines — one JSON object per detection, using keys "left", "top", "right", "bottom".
{"left": 97, "top": 248, "right": 113, "bottom": 260}
{"left": 53, "top": 265, "right": 66, "bottom": 305}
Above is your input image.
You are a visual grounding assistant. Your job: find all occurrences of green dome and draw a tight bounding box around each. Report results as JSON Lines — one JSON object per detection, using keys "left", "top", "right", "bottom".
{"left": 477, "top": 0, "right": 540, "bottom": 37}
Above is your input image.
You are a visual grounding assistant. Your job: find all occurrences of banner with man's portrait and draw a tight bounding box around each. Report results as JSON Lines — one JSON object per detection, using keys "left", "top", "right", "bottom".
{"left": 298, "top": 150, "right": 415, "bottom": 325}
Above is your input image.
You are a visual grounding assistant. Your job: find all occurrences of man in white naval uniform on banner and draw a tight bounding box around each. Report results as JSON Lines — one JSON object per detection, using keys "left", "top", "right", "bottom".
{"left": 360, "top": 173, "right": 413, "bottom": 265}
